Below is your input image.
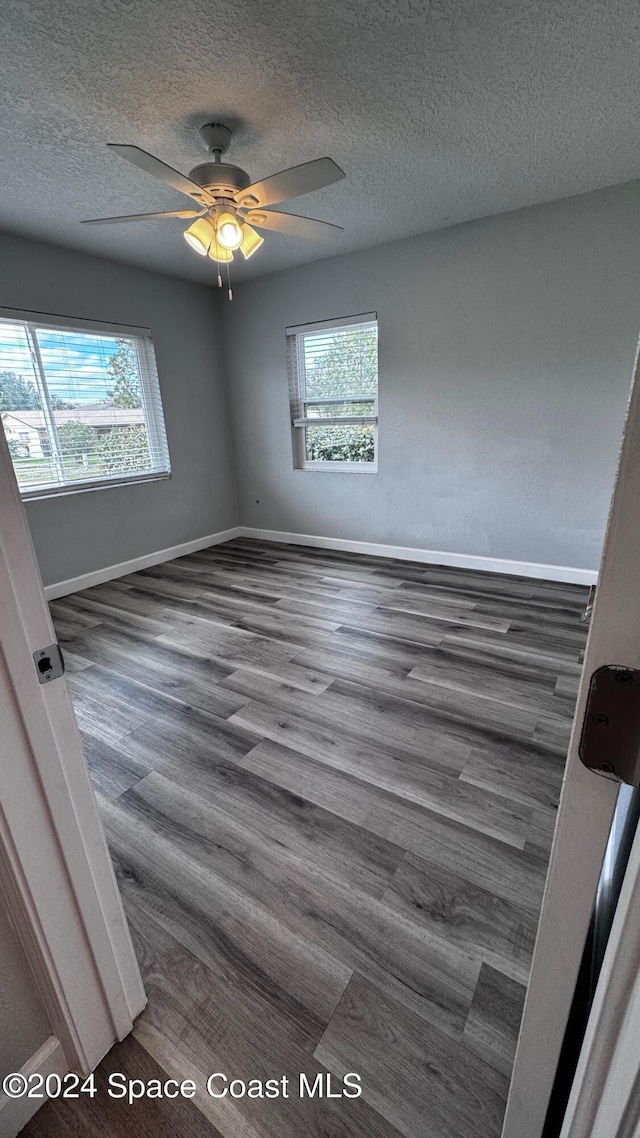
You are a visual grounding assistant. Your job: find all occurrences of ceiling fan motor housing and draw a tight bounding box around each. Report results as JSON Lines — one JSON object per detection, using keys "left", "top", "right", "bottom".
{"left": 188, "top": 162, "right": 251, "bottom": 197}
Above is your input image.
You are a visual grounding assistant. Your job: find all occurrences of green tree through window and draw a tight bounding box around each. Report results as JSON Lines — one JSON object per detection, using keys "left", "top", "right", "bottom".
{"left": 106, "top": 340, "right": 143, "bottom": 409}
{"left": 0, "top": 371, "right": 41, "bottom": 411}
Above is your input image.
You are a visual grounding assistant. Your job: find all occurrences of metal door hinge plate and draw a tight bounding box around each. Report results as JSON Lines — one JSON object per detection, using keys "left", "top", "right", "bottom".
{"left": 33, "top": 643, "right": 65, "bottom": 685}
{"left": 579, "top": 665, "right": 640, "bottom": 785}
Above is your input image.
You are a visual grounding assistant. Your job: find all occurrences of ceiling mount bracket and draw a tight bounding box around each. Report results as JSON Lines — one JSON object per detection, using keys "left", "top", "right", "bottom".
{"left": 199, "top": 123, "right": 232, "bottom": 157}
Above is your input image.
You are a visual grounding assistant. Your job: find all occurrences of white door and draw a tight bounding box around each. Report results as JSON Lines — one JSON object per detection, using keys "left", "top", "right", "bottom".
{"left": 502, "top": 339, "right": 640, "bottom": 1138}
{"left": 0, "top": 423, "right": 145, "bottom": 1134}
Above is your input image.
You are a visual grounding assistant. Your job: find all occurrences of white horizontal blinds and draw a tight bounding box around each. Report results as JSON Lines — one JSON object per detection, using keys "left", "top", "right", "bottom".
{"left": 288, "top": 316, "right": 378, "bottom": 466}
{"left": 0, "top": 316, "right": 170, "bottom": 497}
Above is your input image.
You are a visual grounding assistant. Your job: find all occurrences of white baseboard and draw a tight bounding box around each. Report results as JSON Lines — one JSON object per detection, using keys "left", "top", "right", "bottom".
{"left": 43, "top": 523, "right": 598, "bottom": 598}
{"left": 44, "top": 526, "right": 241, "bottom": 599}
{"left": 238, "top": 527, "right": 598, "bottom": 585}
{"left": 0, "top": 1035, "right": 67, "bottom": 1136}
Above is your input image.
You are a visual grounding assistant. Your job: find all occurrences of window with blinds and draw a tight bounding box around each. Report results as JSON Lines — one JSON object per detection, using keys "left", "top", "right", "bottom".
{"left": 287, "top": 313, "right": 378, "bottom": 471}
{"left": 0, "top": 311, "right": 170, "bottom": 498}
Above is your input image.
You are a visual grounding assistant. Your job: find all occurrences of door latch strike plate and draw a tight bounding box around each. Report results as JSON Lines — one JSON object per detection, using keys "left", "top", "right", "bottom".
{"left": 579, "top": 665, "right": 640, "bottom": 785}
{"left": 33, "top": 643, "right": 65, "bottom": 685}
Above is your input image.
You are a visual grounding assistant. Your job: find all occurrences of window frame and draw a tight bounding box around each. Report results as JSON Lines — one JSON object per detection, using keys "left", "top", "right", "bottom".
{"left": 0, "top": 307, "right": 171, "bottom": 500}
{"left": 286, "top": 312, "right": 379, "bottom": 473}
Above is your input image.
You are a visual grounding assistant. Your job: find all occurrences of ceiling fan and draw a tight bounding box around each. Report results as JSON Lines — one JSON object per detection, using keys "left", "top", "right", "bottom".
{"left": 82, "top": 122, "right": 346, "bottom": 290}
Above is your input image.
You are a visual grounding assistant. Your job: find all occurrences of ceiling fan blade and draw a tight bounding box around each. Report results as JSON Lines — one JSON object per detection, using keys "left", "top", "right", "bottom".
{"left": 243, "top": 209, "right": 343, "bottom": 240}
{"left": 107, "top": 144, "right": 213, "bottom": 204}
{"left": 235, "top": 157, "right": 345, "bottom": 209}
{"left": 81, "top": 209, "right": 203, "bottom": 226}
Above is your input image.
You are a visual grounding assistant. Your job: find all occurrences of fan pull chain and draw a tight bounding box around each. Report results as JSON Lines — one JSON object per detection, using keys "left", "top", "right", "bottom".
{"left": 226, "top": 259, "right": 233, "bottom": 301}
{"left": 212, "top": 231, "right": 223, "bottom": 288}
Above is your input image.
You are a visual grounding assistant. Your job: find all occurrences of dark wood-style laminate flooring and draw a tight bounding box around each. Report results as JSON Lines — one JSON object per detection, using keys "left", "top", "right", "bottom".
{"left": 25, "top": 539, "right": 588, "bottom": 1138}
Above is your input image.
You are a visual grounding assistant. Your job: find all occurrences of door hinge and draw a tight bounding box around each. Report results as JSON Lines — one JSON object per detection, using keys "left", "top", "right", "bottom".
{"left": 579, "top": 665, "right": 640, "bottom": 785}
{"left": 33, "top": 643, "right": 65, "bottom": 685}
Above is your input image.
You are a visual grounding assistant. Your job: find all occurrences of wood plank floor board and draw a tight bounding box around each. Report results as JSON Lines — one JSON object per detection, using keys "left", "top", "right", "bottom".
{"left": 533, "top": 711, "right": 574, "bottom": 755}
{"left": 69, "top": 578, "right": 175, "bottom": 618}
{"left": 200, "top": 566, "right": 341, "bottom": 598}
{"left": 36, "top": 537, "right": 587, "bottom": 1138}
{"left": 460, "top": 749, "right": 564, "bottom": 811}
{"left": 61, "top": 628, "right": 248, "bottom": 719}
{"left": 440, "top": 628, "right": 583, "bottom": 667}
{"left": 225, "top": 669, "right": 540, "bottom": 760}
{"left": 530, "top": 583, "right": 589, "bottom": 608}
{"left": 161, "top": 602, "right": 343, "bottom": 652}
{"left": 555, "top": 673, "right": 581, "bottom": 699}
{"left": 315, "top": 971, "right": 508, "bottom": 1138}
{"left": 123, "top": 699, "right": 264, "bottom": 773}
{"left": 106, "top": 775, "right": 479, "bottom": 1043}
{"left": 283, "top": 561, "right": 417, "bottom": 587}
{"left": 233, "top": 609, "right": 345, "bottom": 647}
{"left": 525, "top": 805, "right": 559, "bottom": 854}
{"left": 80, "top": 730, "right": 155, "bottom": 799}
{"left": 503, "top": 621, "right": 588, "bottom": 656}
{"left": 462, "top": 963, "right": 527, "bottom": 1078}
{"left": 123, "top": 764, "right": 405, "bottom": 903}
{"left": 228, "top": 691, "right": 471, "bottom": 780}
{"left": 399, "top": 566, "right": 538, "bottom": 600}
{"left": 48, "top": 601, "right": 103, "bottom": 639}
{"left": 237, "top": 739, "right": 548, "bottom": 910}
{"left": 294, "top": 640, "right": 416, "bottom": 682}
{"left": 231, "top": 705, "right": 533, "bottom": 848}
{"left": 68, "top": 666, "right": 173, "bottom": 744}
{"left": 295, "top": 642, "right": 548, "bottom": 727}
{"left": 382, "top": 852, "right": 537, "bottom": 983}
{"left": 103, "top": 793, "right": 353, "bottom": 1034}
{"left": 476, "top": 600, "right": 591, "bottom": 638}
{"left": 274, "top": 594, "right": 379, "bottom": 622}
{"left": 115, "top": 571, "right": 221, "bottom": 602}
{"left": 61, "top": 649, "right": 94, "bottom": 673}
{"left": 157, "top": 612, "right": 302, "bottom": 668}
{"left": 69, "top": 663, "right": 246, "bottom": 737}
{"left": 276, "top": 589, "right": 489, "bottom": 627}
{"left": 324, "top": 578, "right": 478, "bottom": 612}
{"left": 333, "top": 608, "right": 510, "bottom": 648}
{"left": 152, "top": 590, "right": 310, "bottom": 633}
{"left": 305, "top": 622, "right": 447, "bottom": 672}
{"left": 408, "top": 644, "right": 559, "bottom": 694}
{"left": 228, "top": 657, "right": 335, "bottom": 693}
{"left": 51, "top": 591, "right": 168, "bottom": 636}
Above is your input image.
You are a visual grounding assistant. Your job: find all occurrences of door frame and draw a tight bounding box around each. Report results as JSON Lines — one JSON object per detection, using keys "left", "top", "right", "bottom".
{"left": 503, "top": 340, "right": 640, "bottom": 1137}
{"left": 0, "top": 424, "right": 145, "bottom": 1107}
{"left": 559, "top": 812, "right": 640, "bottom": 1138}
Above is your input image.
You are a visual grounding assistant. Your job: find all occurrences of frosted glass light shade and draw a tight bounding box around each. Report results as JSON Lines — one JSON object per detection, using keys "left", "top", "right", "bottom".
{"left": 240, "top": 224, "right": 264, "bottom": 259}
{"left": 183, "top": 217, "right": 215, "bottom": 255}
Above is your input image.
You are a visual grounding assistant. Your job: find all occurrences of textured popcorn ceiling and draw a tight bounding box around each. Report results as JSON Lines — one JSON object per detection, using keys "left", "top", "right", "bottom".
{"left": 1, "top": 0, "right": 639, "bottom": 283}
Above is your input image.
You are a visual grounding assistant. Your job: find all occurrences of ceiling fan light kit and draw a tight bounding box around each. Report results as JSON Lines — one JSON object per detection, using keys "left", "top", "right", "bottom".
{"left": 82, "top": 121, "right": 345, "bottom": 297}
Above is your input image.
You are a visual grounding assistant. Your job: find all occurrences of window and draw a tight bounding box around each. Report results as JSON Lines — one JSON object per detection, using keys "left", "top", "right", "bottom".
{"left": 287, "top": 313, "right": 378, "bottom": 471}
{"left": 0, "top": 310, "right": 170, "bottom": 498}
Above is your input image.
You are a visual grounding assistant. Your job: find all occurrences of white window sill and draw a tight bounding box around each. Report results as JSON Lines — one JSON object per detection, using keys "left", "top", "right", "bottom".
{"left": 296, "top": 462, "right": 378, "bottom": 474}
{"left": 22, "top": 471, "right": 171, "bottom": 502}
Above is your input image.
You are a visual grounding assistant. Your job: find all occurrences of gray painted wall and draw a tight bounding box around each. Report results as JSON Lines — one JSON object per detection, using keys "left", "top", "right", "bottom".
{"left": 0, "top": 233, "right": 236, "bottom": 587}
{"left": 0, "top": 900, "right": 51, "bottom": 1075}
{"left": 221, "top": 182, "right": 640, "bottom": 571}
